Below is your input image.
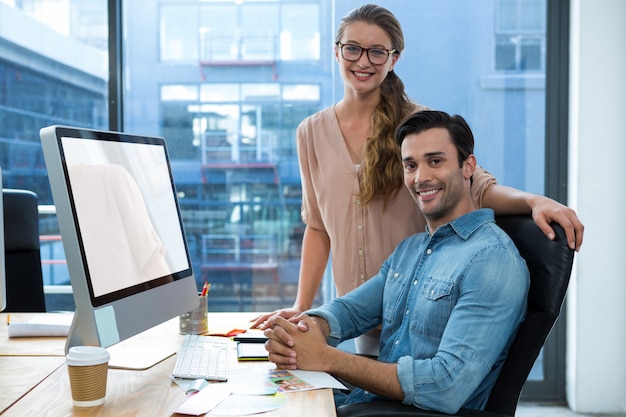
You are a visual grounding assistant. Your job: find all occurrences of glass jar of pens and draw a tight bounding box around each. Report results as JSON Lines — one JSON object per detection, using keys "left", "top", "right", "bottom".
{"left": 179, "top": 282, "right": 211, "bottom": 334}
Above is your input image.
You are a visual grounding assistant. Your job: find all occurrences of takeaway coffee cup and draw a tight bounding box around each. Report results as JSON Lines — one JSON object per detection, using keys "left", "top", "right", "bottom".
{"left": 66, "top": 346, "right": 110, "bottom": 407}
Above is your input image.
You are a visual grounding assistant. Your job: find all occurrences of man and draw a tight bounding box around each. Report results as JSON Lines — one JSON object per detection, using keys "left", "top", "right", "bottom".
{"left": 264, "top": 110, "right": 530, "bottom": 414}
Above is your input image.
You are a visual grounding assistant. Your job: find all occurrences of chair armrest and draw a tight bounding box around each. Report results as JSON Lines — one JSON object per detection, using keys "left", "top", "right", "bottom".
{"left": 336, "top": 402, "right": 511, "bottom": 417}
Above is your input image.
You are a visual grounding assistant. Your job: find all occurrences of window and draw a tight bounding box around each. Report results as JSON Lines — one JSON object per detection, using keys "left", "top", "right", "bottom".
{"left": 280, "top": 4, "right": 320, "bottom": 60}
{"left": 160, "top": 1, "right": 320, "bottom": 64}
{"left": 495, "top": 0, "right": 546, "bottom": 71}
{"left": 0, "top": 0, "right": 569, "bottom": 402}
{"left": 160, "top": 4, "right": 198, "bottom": 62}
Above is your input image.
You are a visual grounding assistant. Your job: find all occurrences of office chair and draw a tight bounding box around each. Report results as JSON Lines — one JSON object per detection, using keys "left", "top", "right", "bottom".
{"left": 336, "top": 214, "right": 575, "bottom": 417}
{"left": 3, "top": 189, "right": 46, "bottom": 312}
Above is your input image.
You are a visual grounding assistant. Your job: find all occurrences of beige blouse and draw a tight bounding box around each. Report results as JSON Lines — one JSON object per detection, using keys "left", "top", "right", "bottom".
{"left": 297, "top": 105, "right": 497, "bottom": 297}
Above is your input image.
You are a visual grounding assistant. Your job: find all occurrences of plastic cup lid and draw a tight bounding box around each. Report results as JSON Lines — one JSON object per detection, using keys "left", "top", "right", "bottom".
{"left": 66, "top": 346, "right": 110, "bottom": 366}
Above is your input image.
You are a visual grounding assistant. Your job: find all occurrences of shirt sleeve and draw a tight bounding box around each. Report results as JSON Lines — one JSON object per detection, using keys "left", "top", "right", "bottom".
{"left": 307, "top": 270, "right": 387, "bottom": 346}
{"left": 296, "top": 117, "right": 326, "bottom": 232}
{"left": 471, "top": 165, "right": 497, "bottom": 209}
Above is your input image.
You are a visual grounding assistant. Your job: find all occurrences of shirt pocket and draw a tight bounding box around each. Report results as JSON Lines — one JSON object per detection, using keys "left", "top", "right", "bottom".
{"left": 410, "top": 277, "right": 455, "bottom": 338}
{"left": 382, "top": 269, "right": 408, "bottom": 324}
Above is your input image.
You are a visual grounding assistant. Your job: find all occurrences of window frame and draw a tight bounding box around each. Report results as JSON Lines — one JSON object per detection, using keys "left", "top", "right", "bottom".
{"left": 518, "top": 0, "right": 569, "bottom": 403}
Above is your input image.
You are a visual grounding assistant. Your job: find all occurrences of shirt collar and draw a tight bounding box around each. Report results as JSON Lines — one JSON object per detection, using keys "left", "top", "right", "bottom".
{"left": 427, "top": 209, "right": 495, "bottom": 240}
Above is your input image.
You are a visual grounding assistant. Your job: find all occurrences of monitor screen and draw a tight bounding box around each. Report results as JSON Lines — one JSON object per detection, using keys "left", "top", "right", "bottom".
{"left": 40, "top": 125, "right": 198, "bottom": 352}
{"left": 0, "top": 167, "right": 5, "bottom": 312}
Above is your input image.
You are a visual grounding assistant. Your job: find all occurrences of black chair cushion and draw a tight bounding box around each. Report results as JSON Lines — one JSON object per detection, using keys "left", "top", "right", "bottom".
{"left": 3, "top": 189, "right": 46, "bottom": 312}
{"left": 484, "top": 215, "right": 573, "bottom": 415}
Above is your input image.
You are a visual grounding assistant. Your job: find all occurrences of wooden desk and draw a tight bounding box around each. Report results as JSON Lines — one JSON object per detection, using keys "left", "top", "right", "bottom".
{"left": 1, "top": 312, "right": 68, "bottom": 414}
{"left": 0, "top": 312, "right": 337, "bottom": 417}
{"left": 0, "top": 356, "right": 65, "bottom": 413}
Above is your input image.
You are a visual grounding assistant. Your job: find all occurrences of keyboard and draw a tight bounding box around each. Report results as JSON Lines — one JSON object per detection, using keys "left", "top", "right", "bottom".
{"left": 172, "top": 334, "right": 230, "bottom": 381}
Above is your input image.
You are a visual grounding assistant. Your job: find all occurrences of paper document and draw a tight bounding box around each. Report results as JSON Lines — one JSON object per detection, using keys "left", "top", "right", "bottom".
{"left": 7, "top": 313, "right": 72, "bottom": 338}
{"left": 173, "top": 383, "right": 232, "bottom": 415}
{"left": 173, "top": 381, "right": 283, "bottom": 416}
{"left": 173, "top": 367, "right": 344, "bottom": 415}
{"left": 269, "top": 369, "right": 347, "bottom": 392}
{"left": 210, "top": 392, "right": 287, "bottom": 416}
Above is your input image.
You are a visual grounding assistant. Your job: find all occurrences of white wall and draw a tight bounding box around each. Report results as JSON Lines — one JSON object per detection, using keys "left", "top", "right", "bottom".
{"left": 567, "top": 0, "right": 626, "bottom": 413}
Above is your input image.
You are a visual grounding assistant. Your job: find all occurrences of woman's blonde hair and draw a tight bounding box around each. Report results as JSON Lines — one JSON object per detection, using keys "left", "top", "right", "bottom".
{"left": 335, "top": 4, "right": 414, "bottom": 206}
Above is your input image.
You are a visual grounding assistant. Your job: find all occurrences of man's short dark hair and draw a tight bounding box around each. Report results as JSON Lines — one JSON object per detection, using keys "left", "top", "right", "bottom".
{"left": 395, "top": 110, "right": 475, "bottom": 167}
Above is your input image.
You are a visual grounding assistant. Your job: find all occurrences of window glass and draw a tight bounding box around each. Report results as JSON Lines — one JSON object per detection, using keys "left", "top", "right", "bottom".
{"left": 200, "top": 84, "right": 240, "bottom": 102}
{"left": 161, "top": 85, "right": 199, "bottom": 102}
{"left": 495, "top": 0, "right": 546, "bottom": 71}
{"left": 282, "top": 85, "right": 320, "bottom": 101}
{"left": 199, "top": 4, "right": 237, "bottom": 61}
{"left": 241, "top": 4, "right": 278, "bottom": 61}
{"left": 2, "top": 1, "right": 555, "bottom": 391}
{"left": 1, "top": 0, "right": 549, "bottom": 319}
{"left": 0, "top": 0, "right": 108, "bottom": 311}
{"left": 1, "top": 0, "right": 551, "bottom": 314}
{"left": 160, "top": 4, "right": 198, "bottom": 62}
{"left": 280, "top": 4, "right": 320, "bottom": 60}
{"left": 0, "top": 0, "right": 566, "bottom": 400}
{"left": 242, "top": 84, "right": 280, "bottom": 101}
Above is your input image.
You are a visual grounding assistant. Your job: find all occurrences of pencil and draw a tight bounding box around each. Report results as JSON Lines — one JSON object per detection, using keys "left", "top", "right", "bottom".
{"left": 200, "top": 281, "right": 209, "bottom": 297}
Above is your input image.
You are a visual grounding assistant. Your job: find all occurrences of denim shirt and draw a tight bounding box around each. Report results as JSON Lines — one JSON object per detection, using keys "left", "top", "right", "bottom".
{"left": 307, "top": 209, "right": 529, "bottom": 414}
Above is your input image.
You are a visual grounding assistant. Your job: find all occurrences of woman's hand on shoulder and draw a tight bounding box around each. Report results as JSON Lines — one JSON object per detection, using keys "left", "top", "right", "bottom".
{"left": 530, "top": 195, "right": 584, "bottom": 252}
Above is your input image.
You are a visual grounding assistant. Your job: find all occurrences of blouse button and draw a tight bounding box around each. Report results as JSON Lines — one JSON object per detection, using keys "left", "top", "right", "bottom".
{"left": 358, "top": 249, "right": 363, "bottom": 255}
{"left": 356, "top": 199, "right": 361, "bottom": 205}
{"left": 426, "top": 248, "right": 432, "bottom": 255}
{"left": 413, "top": 280, "right": 418, "bottom": 286}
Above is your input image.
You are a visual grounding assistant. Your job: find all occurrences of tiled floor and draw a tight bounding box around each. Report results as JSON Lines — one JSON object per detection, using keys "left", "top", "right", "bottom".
{"left": 517, "top": 403, "right": 626, "bottom": 417}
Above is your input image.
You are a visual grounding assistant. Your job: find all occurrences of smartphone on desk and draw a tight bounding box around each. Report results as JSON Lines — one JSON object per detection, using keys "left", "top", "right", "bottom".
{"left": 236, "top": 342, "right": 269, "bottom": 361}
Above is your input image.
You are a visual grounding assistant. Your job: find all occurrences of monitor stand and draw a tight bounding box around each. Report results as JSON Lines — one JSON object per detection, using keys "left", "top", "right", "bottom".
{"left": 107, "top": 317, "right": 180, "bottom": 370}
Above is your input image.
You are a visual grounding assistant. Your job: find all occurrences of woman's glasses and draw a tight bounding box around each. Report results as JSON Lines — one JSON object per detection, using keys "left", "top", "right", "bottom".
{"left": 336, "top": 42, "right": 396, "bottom": 65}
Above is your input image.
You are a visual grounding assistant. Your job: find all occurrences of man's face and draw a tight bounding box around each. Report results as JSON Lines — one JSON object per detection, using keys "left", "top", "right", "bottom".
{"left": 401, "top": 127, "right": 475, "bottom": 230}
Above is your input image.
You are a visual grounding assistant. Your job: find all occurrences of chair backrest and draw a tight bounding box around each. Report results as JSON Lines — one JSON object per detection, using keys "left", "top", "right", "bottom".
{"left": 2, "top": 189, "right": 46, "bottom": 312}
{"left": 485, "top": 215, "right": 575, "bottom": 415}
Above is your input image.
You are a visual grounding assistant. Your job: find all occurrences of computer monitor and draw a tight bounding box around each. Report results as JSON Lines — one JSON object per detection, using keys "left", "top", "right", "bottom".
{"left": 40, "top": 125, "right": 198, "bottom": 353}
{"left": 0, "top": 167, "right": 6, "bottom": 312}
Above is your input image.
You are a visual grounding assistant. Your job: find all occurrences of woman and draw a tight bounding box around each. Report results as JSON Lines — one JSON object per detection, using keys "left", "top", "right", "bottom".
{"left": 252, "top": 4, "right": 583, "bottom": 353}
